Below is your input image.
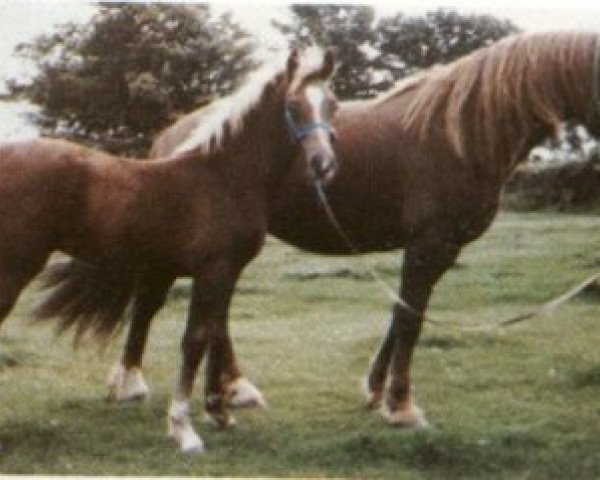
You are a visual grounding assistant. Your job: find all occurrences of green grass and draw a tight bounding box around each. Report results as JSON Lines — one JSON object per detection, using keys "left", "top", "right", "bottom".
{"left": 1, "top": 211, "right": 600, "bottom": 478}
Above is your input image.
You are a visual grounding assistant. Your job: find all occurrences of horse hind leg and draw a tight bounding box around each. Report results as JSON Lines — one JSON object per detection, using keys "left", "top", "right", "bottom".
{"left": 214, "top": 335, "right": 267, "bottom": 409}
{"left": 107, "top": 274, "right": 174, "bottom": 402}
{"left": 0, "top": 254, "right": 49, "bottom": 453}
{"left": 0, "top": 253, "right": 51, "bottom": 327}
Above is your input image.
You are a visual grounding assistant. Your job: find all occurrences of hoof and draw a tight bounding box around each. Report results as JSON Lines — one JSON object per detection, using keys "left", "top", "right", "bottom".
{"left": 180, "top": 437, "right": 205, "bottom": 454}
{"left": 168, "top": 421, "right": 204, "bottom": 454}
{"left": 363, "top": 377, "right": 384, "bottom": 410}
{"left": 167, "top": 404, "right": 205, "bottom": 454}
{"left": 203, "top": 411, "right": 237, "bottom": 430}
{"left": 106, "top": 363, "right": 149, "bottom": 402}
{"left": 379, "top": 402, "right": 430, "bottom": 429}
{"left": 225, "top": 377, "right": 267, "bottom": 409}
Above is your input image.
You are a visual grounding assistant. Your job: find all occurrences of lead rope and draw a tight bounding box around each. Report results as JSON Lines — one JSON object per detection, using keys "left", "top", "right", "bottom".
{"left": 313, "top": 180, "right": 442, "bottom": 324}
{"left": 313, "top": 180, "right": 600, "bottom": 330}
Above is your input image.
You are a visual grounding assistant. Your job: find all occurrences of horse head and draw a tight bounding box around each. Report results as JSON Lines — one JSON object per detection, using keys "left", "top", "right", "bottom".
{"left": 284, "top": 48, "right": 339, "bottom": 184}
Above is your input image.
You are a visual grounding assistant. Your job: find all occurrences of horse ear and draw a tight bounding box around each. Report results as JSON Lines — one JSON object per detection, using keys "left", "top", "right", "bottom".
{"left": 320, "top": 49, "right": 335, "bottom": 78}
{"left": 287, "top": 48, "right": 299, "bottom": 79}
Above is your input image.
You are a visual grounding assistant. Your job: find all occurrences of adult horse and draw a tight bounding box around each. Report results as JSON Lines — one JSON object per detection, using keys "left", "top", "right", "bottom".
{"left": 0, "top": 48, "right": 338, "bottom": 453}
{"left": 109, "top": 32, "right": 600, "bottom": 429}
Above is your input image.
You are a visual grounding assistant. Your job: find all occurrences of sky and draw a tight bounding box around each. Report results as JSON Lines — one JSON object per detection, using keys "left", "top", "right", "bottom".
{"left": 3, "top": 1, "right": 600, "bottom": 77}
{"left": 2, "top": 0, "right": 600, "bottom": 139}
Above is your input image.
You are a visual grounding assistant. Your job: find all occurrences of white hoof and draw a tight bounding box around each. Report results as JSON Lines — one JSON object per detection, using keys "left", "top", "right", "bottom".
{"left": 225, "top": 377, "right": 267, "bottom": 408}
{"left": 168, "top": 401, "right": 205, "bottom": 454}
{"left": 379, "top": 402, "right": 430, "bottom": 429}
{"left": 106, "top": 362, "right": 149, "bottom": 401}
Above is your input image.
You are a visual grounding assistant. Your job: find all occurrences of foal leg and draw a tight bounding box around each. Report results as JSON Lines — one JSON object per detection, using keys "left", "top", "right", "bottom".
{"left": 168, "top": 262, "right": 240, "bottom": 452}
{"left": 214, "top": 335, "right": 267, "bottom": 409}
{"left": 0, "top": 251, "right": 50, "bottom": 325}
{"left": 107, "top": 275, "right": 174, "bottom": 401}
{"left": 0, "top": 254, "right": 50, "bottom": 452}
{"left": 371, "top": 240, "right": 461, "bottom": 427}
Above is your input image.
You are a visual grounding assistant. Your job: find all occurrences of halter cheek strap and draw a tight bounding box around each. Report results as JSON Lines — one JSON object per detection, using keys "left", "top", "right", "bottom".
{"left": 285, "top": 103, "right": 336, "bottom": 143}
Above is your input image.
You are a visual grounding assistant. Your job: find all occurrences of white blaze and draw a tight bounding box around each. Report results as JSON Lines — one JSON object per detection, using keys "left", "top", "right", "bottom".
{"left": 305, "top": 84, "right": 325, "bottom": 123}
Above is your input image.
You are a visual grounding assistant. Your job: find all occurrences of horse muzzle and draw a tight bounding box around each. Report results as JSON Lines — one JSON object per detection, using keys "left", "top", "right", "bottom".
{"left": 310, "top": 152, "right": 338, "bottom": 184}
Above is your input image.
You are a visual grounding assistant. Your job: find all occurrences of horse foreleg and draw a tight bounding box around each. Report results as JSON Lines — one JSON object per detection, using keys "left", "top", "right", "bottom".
{"left": 374, "top": 240, "right": 460, "bottom": 428}
{"left": 107, "top": 275, "right": 174, "bottom": 401}
{"left": 168, "top": 262, "right": 239, "bottom": 453}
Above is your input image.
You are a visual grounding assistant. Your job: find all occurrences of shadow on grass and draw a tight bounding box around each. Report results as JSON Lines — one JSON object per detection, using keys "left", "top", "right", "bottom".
{"left": 284, "top": 267, "right": 372, "bottom": 281}
{"left": 571, "top": 364, "right": 600, "bottom": 388}
{"left": 0, "top": 396, "right": 171, "bottom": 468}
{"left": 2, "top": 396, "right": 599, "bottom": 478}
{"left": 339, "top": 430, "right": 543, "bottom": 473}
{"left": 419, "top": 335, "right": 466, "bottom": 351}
{"left": 280, "top": 428, "right": 598, "bottom": 478}
{"left": 0, "top": 345, "right": 43, "bottom": 372}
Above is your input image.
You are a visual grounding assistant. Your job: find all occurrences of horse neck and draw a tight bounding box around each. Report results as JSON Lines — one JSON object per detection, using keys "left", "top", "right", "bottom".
{"left": 175, "top": 85, "right": 294, "bottom": 194}
{"left": 482, "top": 34, "right": 596, "bottom": 181}
{"left": 409, "top": 33, "right": 596, "bottom": 184}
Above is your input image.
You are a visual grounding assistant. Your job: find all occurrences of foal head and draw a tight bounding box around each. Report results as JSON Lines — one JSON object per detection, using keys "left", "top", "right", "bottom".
{"left": 284, "top": 48, "right": 339, "bottom": 184}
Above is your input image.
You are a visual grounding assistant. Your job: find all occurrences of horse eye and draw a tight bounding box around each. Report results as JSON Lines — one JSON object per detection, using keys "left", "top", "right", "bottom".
{"left": 287, "top": 100, "right": 301, "bottom": 118}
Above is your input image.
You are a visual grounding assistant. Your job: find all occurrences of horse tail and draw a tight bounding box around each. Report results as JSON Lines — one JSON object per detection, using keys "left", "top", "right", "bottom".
{"left": 34, "top": 259, "right": 135, "bottom": 344}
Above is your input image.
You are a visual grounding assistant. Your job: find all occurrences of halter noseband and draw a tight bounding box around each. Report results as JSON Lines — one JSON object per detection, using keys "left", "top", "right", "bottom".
{"left": 285, "top": 101, "right": 336, "bottom": 143}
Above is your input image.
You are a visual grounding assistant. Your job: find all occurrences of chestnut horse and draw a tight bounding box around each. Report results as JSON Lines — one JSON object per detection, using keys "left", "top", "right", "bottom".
{"left": 0, "top": 48, "right": 338, "bottom": 453}
{"left": 109, "top": 31, "right": 600, "bottom": 431}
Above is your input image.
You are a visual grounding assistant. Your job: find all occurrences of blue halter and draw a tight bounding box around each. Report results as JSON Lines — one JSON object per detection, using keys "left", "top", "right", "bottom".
{"left": 285, "top": 102, "right": 336, "bottom": 143}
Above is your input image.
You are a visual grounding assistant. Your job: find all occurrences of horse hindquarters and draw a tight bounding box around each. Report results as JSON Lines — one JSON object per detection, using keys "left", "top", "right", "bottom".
{"left": 0, "top": 218, "right": 57, "bottom": 327}
{"left": 0, "top": 254, "right": 50, "bottom": 326}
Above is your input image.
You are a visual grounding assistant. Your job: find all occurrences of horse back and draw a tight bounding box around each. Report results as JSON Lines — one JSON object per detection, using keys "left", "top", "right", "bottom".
{"left": 0, "top": 139, "right": 143, "bottom": 261}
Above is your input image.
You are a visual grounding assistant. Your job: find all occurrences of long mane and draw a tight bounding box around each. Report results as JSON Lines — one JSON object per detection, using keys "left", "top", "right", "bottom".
{"left": 172, "top": 47, "right": 326, "bottom": 157}
{"left": 395, "top": 32, "right": 595, "bottom": 173}
{"left": 172, "top": 63, "right": 285, "bottom": 156}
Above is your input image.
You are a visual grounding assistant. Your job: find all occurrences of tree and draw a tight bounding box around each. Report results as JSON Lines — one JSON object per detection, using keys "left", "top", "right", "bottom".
{"left": 9, "top": 5, "right": 519, "bottom": 152}
{"left": 288, "top": 5, "right": 379, "bottom": 99}
{"left": 9, "top": 4, "right": 256, "bottom": 154}
{"left": 289, "top": 6, "right": 519, "bottom": 99}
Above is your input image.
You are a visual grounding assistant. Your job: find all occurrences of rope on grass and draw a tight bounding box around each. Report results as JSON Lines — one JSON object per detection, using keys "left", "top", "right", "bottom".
{"left": 313, "top": 180, "right": 600, "bottom": 330}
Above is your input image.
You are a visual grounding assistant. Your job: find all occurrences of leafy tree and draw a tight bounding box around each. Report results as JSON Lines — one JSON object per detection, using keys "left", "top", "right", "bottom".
{"left": 290, "top": 6, "right": 519, "bottom": 99}
{"left": 288, "top": 5, "right": 379, "bottom": 99}
{"left": 9, "top": 3, "right": 256, "bottom": 154}
{"left": 9, "top": 4, "right": 519, "bottom": 152}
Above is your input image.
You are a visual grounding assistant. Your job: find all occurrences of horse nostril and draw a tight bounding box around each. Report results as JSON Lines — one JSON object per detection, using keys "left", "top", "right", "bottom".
{"left": 310, "top": 154, "right": 337, "bottom": 182}
{"left": 311, "top": 154, "right": 324, "bottom": 175}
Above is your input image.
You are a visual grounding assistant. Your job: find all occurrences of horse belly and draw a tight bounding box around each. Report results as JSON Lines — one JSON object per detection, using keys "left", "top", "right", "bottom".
{"left": 269, "top": 183, "right": 405, "bottom": 255}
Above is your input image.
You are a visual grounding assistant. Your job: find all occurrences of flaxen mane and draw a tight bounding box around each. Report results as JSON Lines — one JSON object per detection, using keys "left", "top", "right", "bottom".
{"left": 171, "top": 47, "right": 327, "bottom": 157}
{"left": 397, "top": 32, "right": 595, "bottom": 172}
{"left": 172, "top": 66, "right": 286, "bottom": 156}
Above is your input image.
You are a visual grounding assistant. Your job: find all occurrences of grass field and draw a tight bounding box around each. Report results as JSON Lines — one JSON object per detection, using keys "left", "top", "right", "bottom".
{"left": 1, "top": 212, "right": 599, "bottom": 478}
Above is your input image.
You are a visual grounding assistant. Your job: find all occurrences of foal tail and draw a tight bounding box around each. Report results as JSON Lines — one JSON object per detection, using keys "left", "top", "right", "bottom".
{"left": 34, "top": 259, "right": 135, "bottom": 344}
